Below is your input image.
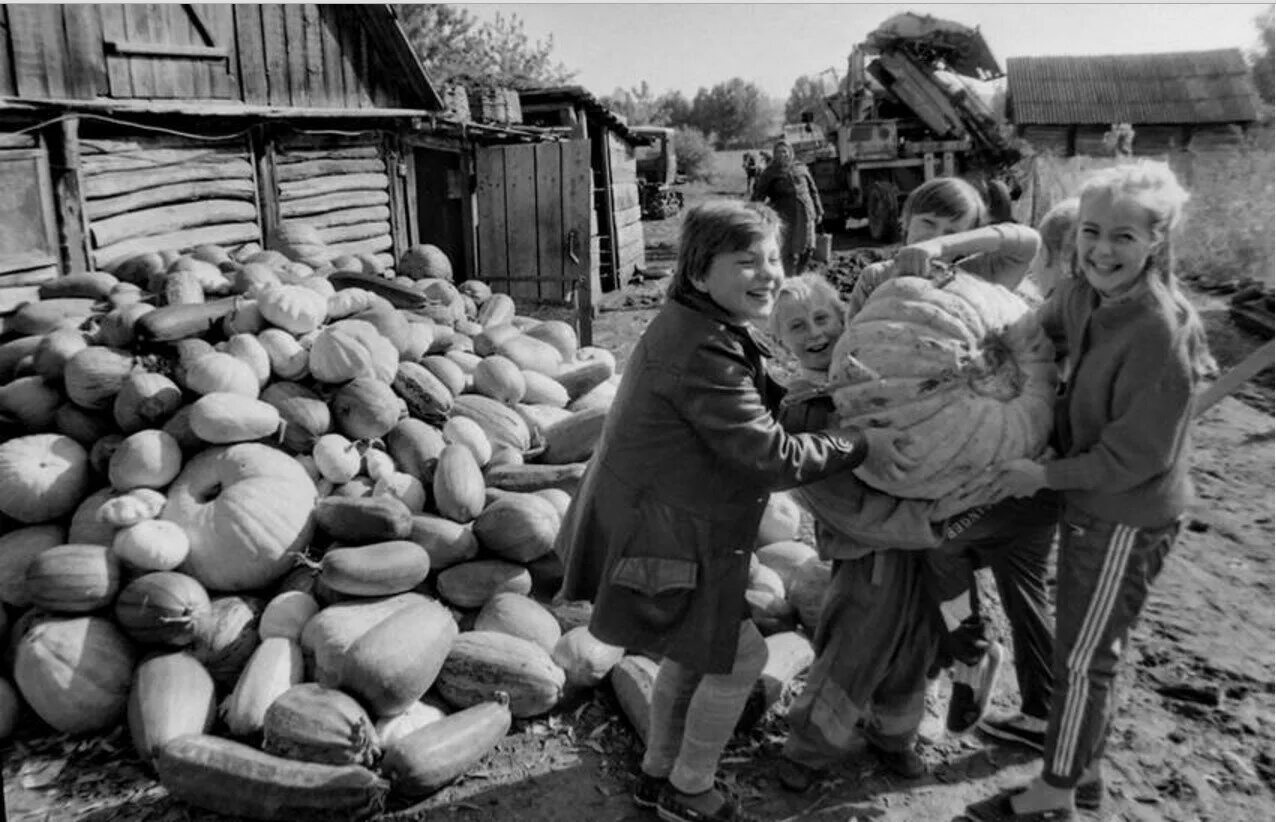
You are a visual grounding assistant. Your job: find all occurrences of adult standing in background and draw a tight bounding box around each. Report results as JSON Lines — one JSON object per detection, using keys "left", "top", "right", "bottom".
{"left": 742, "top": 151, "right": 760, "bottom": 197}
{"left": 752, "top": 141, "right": 824, "bottom": 276}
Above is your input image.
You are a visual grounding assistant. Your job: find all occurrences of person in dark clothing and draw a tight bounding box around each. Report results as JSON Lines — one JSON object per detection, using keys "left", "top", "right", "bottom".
{"left": 751, "top": 141, "right": 823, "bottom": 276}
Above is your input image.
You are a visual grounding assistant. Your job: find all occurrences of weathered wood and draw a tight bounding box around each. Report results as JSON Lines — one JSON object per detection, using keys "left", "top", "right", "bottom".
{"left": 610, "top": 183, "right": 640, "bottom": 214}
{"left": 86, "top": 178, "right": 256, "bottom": 221}
{"left": 282, "top": 3, "right": 309, "bottom": 107}
{"left": 82, "top": 135, "right": 228, "bottom": 154}
{"left": 63, "top": 4, "right": 108, "bottom": 99}
{"left": 99, "top": 5, "right": 133, "bottom": 97}
{"left": 203, "top": 3, "right": 237, "bottom": 98}
{"left": 475, "top": 146, "right": 508, "bottom": 283}
{"left": 94, "top": 222, "right": 262, "bottom": 270}
{"left": 326, "top": 234, "right": 393, "bottom": 258}
{"left": 317, "top": 221, "right": 390, "bottom": 246}
{"left": 615, "top": 205, "right": 644, "bottom": 230}
{"left": 81, "top": 146, "right": 247, "bottom": 174}
{"left": 504, "top": 144, "right": 538, "bottom": 303}
{"left": 274, "top": 157, "right": 385, "bottom": 182}
{"left": 7, "top": 4, "right": 51, "bottom": 98}
{"left": 122, "top": 3, "right": 163, "bottom": 98}
{"left": 260, "top": 2, "right": 289, "bottom": 107}
{"left": 0, "top": 134, "right": 37, "bottom": 149}
{"left": 279, "top": 188, "right": 389, "bottom": 219}
{"left": 384, "top": 138, "right": 408, "bottom": 261}
{"left": 337, "top": 7, "right": 362, "bottom": 107}
{"left": 274, "top": 145, "right": 382, "bottom": 163}
{"left": 51, "top": 117, "right": 90, "bottom": 274}
{"left": 85, "top": 159, "right": 255, "bottom": 199}
{"left": 106, "top": 40, "right": 228, "bottom": 60}
{"left": 283, "top": 205, "right": 389, "bottom": 230}
{"left": 90, "top": 199, "right": 258, "bottom": 247}
{"left": 0, "top": 7, "right": 14, "bottom": 97}
{"left": 0, "top": 264, "right": 58, "bottom": 287}
{"left": 561, "top": 140, "right": 595, "bottom": 340}
{"left": 233, "top": 4, "right": 268, "bottom": 104}
{"left": 252, "top": 127, "right": 278, "bottom": 255}
{"left": 535, "top": 141, "right": 565, "bottom": 302}
{"left": 317, "top": 3, "right": 344, "bottom": 105}
{"left": 277, "top": 172, "right": 389, "bottom": 201}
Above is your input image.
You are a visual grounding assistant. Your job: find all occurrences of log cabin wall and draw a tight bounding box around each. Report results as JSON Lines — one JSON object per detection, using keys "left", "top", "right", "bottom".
{"left": 272, "top": 133, "right": 397, "bottom": 272}
{"left": 607, "top": 132, "right": 645, "bottom": 285}
{"left": 81, "top": 134, "right": 261, "bottom": 271}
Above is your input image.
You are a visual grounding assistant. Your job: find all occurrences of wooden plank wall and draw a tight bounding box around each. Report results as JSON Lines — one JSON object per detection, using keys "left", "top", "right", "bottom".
{"left": 274, "top": 134, "right": 395, "bottom": 270}
{"left": 80, "top": 135, "right": 261, "bottom": 270}
{"left": 0, "top": 4, "right": 413, "bottom": 108}
{"left": 608, "top": 132, "right": 646, "bottom": 280}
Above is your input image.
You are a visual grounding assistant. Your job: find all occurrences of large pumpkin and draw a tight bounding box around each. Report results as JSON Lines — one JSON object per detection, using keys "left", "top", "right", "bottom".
{"left": 828, "top": 270, "right": 1056, "bottom": 499}
{"left": 14, "top": 614, "right": 136, "bottom": 734}
{"left": 308, "top": 319, "right": 398, "bottom": 384}
{"left": 0, "top": 434, "right": 90, "bottom": 524}
{"left": 162, "top": 443, "right": 318, "bottom": 591}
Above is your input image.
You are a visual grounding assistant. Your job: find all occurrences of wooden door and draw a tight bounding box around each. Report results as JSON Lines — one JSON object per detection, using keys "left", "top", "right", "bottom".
{"left": 414, "top": 147, "right": 469, "bottom": 280}
{"left": 475, "top": 140, "right": 591, "bottom": 306}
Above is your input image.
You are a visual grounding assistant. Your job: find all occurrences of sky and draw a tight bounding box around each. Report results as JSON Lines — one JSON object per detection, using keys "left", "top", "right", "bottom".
{"left": 458, "top": 3, "right": 1269, "bottom": 100}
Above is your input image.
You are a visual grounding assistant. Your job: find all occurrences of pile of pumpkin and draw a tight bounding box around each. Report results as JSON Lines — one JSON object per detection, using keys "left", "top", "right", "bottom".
{"left": 0, "top": 226, "right": 830, "bottom": 820}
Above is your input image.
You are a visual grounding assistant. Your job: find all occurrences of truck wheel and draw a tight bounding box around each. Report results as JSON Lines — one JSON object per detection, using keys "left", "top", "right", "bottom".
{"left": 867, "top": 181, "right": 900, "bottom": 243}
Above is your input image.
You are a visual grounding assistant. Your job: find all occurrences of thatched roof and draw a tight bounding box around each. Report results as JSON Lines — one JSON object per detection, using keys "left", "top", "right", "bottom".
{"left": 1008, "top": 49, "right": 1260, "bottom": 125}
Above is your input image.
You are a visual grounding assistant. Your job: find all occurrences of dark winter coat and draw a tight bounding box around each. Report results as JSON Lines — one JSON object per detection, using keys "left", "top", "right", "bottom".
{"left": 554, "top": 289, "right": 868, "bottom": 674}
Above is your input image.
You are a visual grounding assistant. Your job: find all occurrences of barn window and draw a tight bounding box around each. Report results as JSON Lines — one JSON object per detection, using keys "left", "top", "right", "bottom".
{"left": 0, "top": 146, "right": 59, "bottom": 278}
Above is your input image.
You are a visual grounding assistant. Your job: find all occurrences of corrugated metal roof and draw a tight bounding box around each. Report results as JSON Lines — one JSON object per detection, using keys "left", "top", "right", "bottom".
{"left": 518, "top": 86, "right": 647, "bottom": 145}
{"left": 1008, "top": 49, "right": 1260, "bottom": 125}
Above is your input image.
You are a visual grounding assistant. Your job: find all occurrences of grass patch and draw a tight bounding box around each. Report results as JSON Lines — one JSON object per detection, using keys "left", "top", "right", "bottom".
{"left": 1173, "top": 144, "right": 1275, "bottom": 287}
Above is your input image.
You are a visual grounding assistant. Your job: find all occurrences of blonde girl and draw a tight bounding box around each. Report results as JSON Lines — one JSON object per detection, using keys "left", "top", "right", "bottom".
{"left": 970, "top": 161, "right": 1216, "bottom": 821}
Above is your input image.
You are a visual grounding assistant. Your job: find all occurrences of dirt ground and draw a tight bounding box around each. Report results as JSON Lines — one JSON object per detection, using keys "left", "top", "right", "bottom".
{"left": 4, "top": 165, "right": 1274, "bottom": 822}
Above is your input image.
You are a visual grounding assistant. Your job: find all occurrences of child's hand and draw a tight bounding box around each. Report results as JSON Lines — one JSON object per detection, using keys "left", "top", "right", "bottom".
{"left": 990, "top": 458, "right": 1048, "bottom": 498}
{"left": 894, "top": 241, "right": 942, "bottom": 278}
{"left": 859, "top": 428, "right": 920, "bottom": 482}
{"left": 930, "top": 472, "right": 1009, "bottom": 520}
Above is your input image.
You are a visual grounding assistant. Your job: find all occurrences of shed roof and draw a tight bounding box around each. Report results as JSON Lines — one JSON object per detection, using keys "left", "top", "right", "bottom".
{"left": 1008, "top": 49, "right": 1260, "bottom": 125}
{"left": 361, "top": 5, "right": 443, "bottom": 110}
{"left": 518, "top": 86, "right": 648, "bottom": 145}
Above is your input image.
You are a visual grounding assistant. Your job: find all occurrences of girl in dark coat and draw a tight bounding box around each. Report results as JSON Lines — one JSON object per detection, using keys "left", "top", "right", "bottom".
{"left": 555, "top": 200, "right": 913, "bottom": 822}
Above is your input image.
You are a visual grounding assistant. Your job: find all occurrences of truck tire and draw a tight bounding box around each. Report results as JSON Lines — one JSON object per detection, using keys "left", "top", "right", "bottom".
{"left": 867, "top": 181, "right": 900, "bottom": 243}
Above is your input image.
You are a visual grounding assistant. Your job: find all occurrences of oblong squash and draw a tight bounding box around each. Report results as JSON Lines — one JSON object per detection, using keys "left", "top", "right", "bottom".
{"left": 262, "top": 682, "right": 379, "bottom": 766}
{"left": 408, "top": 515, "right": 480, "bottom": 571}
{"left": 474, "top": 592, "right": 562, "bottom": 654}
{"left": 314, "top": 495, "right": 413, "bottom": 543}
{"left": 435, "top": 559, "right": 532, "bottom": 610}
{"left": 26, "top": 543, "right": 120, "bottom": 613}
{"left": 338, "top": 595, "right": 458, "bottom": 717}
{"left": 435, "top": 631, "right": 565, "bottom": 718}
{"left": 114, "top": 571, "right": 211, "bottom": 646}
{"left": 472, "top": 493, "right": 560, "bottom": 564}
{"left": 127, "top": 651, "right": 216, "bottom": 761}
{"left": 189, "top": 393, "right": 282, "bottom": 444}
{"left": 319, "top": 541, "right": 431, "bottom": 597}
{"left": 432, "top": 444, "right": 485, "bottom": 523}
{"left": 221, "top": 636, "right": 304, "bottom": 737}
{"left": 381, "top": 696, "right": 511, "bottom": 798}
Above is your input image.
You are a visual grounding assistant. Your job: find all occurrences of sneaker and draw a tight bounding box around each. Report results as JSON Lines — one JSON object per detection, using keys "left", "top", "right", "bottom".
{"left": 655, "top": 785, "right": 763, "bottom": 822}
{"left": 977, "top": 711, "right": 1047, "bottom": 752}
{"left": 947, "top": 640, "right": 1005, "bottom": 734}
{"left": 633, "top": 773, "right": 666, "bottom": 809}
{"left": 863, "top": 727, "right": 929, "bottom": 779}
{"left": 1075, "top": 776, "right": 1104, "bottom": 811}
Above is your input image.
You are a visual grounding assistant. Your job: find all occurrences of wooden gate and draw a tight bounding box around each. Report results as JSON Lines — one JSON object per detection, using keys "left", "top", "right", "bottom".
{"left": 475, "top": 140, "right": 592, "bottom": 306}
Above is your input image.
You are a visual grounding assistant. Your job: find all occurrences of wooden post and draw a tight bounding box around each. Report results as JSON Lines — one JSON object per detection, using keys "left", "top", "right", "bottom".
{"left": 50, "top": 116, "right": 89, "bottom": 274}
{"left": 384, "top": 133, "right": 409, "bottom": 265}
{"left": 460, "top": 146, "right": 478, "bottom": 281}
{"left": 1194, "top": 339, "right": 1276, "bottom": 418}
{"left": 252, "top": 125, "right": 279, "bottom": 247}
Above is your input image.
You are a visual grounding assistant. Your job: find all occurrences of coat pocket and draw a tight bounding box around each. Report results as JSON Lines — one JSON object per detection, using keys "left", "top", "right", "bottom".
{"left": 608, "top": 556, "right": 698, "bottom": 633}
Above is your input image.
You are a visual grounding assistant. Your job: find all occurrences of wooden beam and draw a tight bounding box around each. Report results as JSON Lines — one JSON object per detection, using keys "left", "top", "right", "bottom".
{"left": 104, "top": 40, "right": 228, "bottom": 60}
{"left": 252, "top": 125, "right": 279, "bottom": 248}
{"left": 49, "top": 115, "right": 89, "bottom": 274}
{"left": 1194, "top": 339, "right": 1276, "bottom": 417}
{"left": 384, "top": 135, "right": 409, "bottom": 265}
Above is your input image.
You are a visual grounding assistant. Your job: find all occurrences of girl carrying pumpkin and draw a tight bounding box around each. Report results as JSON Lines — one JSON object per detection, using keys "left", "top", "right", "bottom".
{"left": 554, "top": 200, "right": 913, "bottom": 822}
{"left": 767, "top": 273, "right": 1006, "bottom": 789}
{"left": 843, "top": 176, "right": 1059, "bottom": 751}
{"left": 968, "top": 161, "right": 1216, "bottom": 821}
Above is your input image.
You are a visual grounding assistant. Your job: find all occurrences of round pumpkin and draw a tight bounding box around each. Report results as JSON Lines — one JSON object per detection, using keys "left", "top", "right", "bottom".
{"left": 308, "top": 319, "right": 398, "bottom": 384}
{"left": 183, "top": 352, "right": 260, "bottom": 398}
{"left": 0, "top": 523, "right": 66, "bottom": 607}
{"left": 162, "top": 443, "right": 318, "bottom": 591}
{"left": 108, "top": 429, "right": 183, "bottom": 491}
{"left": 112, "top": 519, "right": 190, "bottom": 571}
{"left": 32, "top": 326, "right": 88, "bottom": 381}
{"left": 113, "top": 372, "right": 183, "bottom": 434}
{"left": 332, "top": 377, "right": 402, "bottom": 440}
{"left": 257, "top": 285, "right": 328, "bottom": 335}
{"left": 828, "top": 270, "right": 1057, "bottom": 499}
{"left": 262, "top": 381, "right": 332, "bottom": 453}
{"left": 25, "top": 543, "right": 121, "bottom": 613}
{"left": 114, "top": 571, "right": 211, "bottom": 646}
{"left": 14, "top": 614, "right": 136, "bottom": 734}
{"left": 64, "top": 346, "right": 136, "bottom": 410}
{"left": 0, "top": 434, "right": 90, "bottom": 524}
{"left": 398, "top": 244, "right": 453, "bottom": 281}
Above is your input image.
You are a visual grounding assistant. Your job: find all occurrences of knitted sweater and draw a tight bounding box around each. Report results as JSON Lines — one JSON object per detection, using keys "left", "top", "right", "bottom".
{"left": 1040, "top": 277, "right": 1196, "bottom": 528}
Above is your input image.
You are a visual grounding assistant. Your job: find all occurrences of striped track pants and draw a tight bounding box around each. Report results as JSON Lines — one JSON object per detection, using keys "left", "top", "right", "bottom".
{"left": 1042, "top": 507, "right": 1179, "bottom": 788}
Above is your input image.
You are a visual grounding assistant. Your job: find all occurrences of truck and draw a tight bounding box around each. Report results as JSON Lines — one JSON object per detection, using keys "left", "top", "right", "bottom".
{"left": 798, "top": 12, "right": 1021, "bottom": 242}
{"left": 630, "top": 125, "right": 685, "bottom": 221}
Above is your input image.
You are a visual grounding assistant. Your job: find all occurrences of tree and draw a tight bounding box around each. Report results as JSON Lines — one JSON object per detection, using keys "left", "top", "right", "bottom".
{"left": 784, "top": 74, "right": 838, "bottom": 135}
{"left": 1249, "top": 7, "right": 1275, "bottom": 106}
{"left": 688, "top": 78, "right": 773, "bottom": 149}
{"left": 395, "top": 4, "right": 576, "bottom": 89}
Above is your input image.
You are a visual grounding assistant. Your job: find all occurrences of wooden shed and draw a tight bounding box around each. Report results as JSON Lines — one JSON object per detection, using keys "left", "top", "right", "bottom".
{"left": 0, "top": 3, "right": 481, "bottom": 311}
{"left": 518, "top": 86, "right": 648, "bottom": 293}
{"left": 1007, "top": 49, "right": 1262, "bottom": 156}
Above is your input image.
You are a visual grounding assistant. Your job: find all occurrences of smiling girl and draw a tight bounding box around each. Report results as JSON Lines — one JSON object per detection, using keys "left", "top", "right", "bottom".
{"left": 969, "top": 161, "right": 1216, "bottom": 821}
{"left": 555, "top": 200, "right": 913, "bottom": 822}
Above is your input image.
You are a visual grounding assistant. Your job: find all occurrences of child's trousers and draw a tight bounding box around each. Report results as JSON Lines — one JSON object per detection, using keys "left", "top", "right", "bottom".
{"left": 642, "top": 620, "right": 769, "bottom": 795}
{"left": 1042, "top": 508, "right": 1179, "bottom": 789}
